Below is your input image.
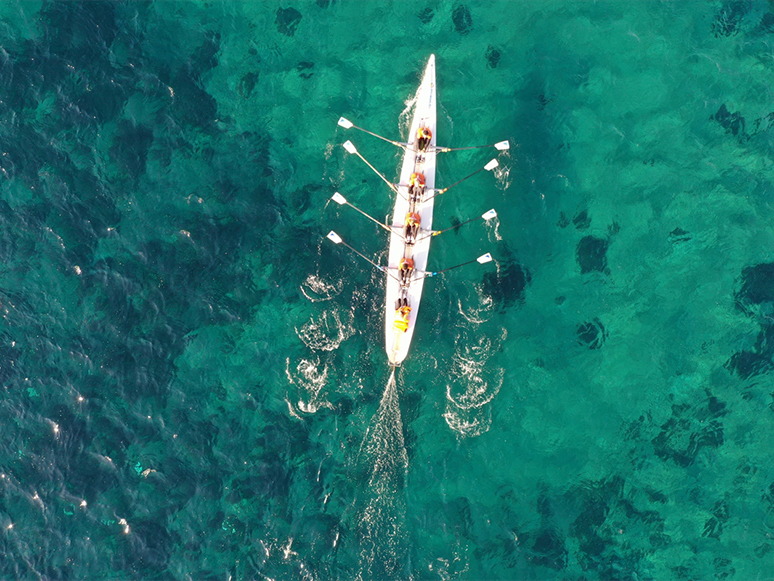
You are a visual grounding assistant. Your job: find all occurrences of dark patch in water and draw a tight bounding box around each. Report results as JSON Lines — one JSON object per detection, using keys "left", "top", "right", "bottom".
{"left": 668, "top": 227, "right": 691, "bottom": 244}
{"left": 297, "top": 61, "right": 315, "bottom": 79}
{"left": 711, "top": 104, "right": 747, "bottom": 140}
{"left": 573, "top": 210, "right": 590, "bottom": 230}
{"left": 576, "top": 235, "right": 609, "bottom": 274}
{"left": 169, "top": 65, "right": 218, "bottom": 127}
{"left": 726, "top": 321, "right": 774, "bottom": 379}
{"left": 238, "top": 71, "right": 259, "bottom": 98}
{"left": 736, "top": 262, "right": 774, "bottom": 307}
{"left": 485, "top": 45, "right": 501, "bottom": 68}
{"left": 712, "top": 1, "right": 747, "bottom": 37}
{"left": 418, "top": 7, "right": 435, "bottom": 24}
{"left": 110, "top": 120, "right": 154, "bottom": 181}
{"left": 577, "top": 318, "right": 606, "bottom": 349}
{"left": 556, "top": 212, "right": 570, "bottom": 228}
{"left": 41, "top": 1, "right": 118, "bottom": 67}
{"left": 482, "top": 260, "right": 531, "bottom": 309}
{"left": 652, "top": 394, "right": 727, "bottom": 467}
{"left": 531, "top": 528, "right": 567, "bottom": 570}
{"left": 452, "top": 4, "right": 472, "bottom": 35}
{"left": 276, "top": 7, "right": 302, "bottom": 37}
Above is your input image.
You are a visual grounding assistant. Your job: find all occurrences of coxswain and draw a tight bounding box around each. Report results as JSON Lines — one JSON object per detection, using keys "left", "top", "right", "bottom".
{"left": 393, "top": 305, "right": 411, "bottom": 333}
{"left": 398, "top": 256, "right": 414, "bottom": 286}
{"left": 417, "top": 127, "right": 432, "bottom": 152}
{"left": 408, "top": 172, "right": 425, "bottom": 203}
{"left": 405, "top": 212, "right": 421, "bottom": 244}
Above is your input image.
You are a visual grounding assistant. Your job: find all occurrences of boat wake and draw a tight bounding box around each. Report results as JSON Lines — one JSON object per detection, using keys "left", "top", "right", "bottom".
{"left": 285, "top": 356, "right": 332, "bottom": 414}
{"left": 295, "top": 307, "right": 354, "bottom": 352}
{"left": 444, "top": 327, "right": 505, "bottom": 438}
{"left": 349, "top": 368, "right": 409, "bottom": 580}
{"left": 300, "top": 273, "right": 342, "bottom": 302}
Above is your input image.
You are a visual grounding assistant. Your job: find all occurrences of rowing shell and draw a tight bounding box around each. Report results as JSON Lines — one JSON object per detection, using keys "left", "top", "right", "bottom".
{"left": 385, "top": 55, "right": 437, "bottom": 366}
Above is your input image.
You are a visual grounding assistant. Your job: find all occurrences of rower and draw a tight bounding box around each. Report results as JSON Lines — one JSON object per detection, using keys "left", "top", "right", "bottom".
{"left": 405, "top": 212, "right": 421, "bottom": 244}
{"left": 408, "top": 172, "right": 425, "bottom": 203}
{"left": 398, "top": 257, "right": 414, "bottom": 286}
{"left": 395, "top": 288, "right": 410, "bottom": 310}
{"left": 393, "top": 304, "right": 411, "bottom": 333}
{"left": 417, "top": 126, "right": 432, "bottom": 152}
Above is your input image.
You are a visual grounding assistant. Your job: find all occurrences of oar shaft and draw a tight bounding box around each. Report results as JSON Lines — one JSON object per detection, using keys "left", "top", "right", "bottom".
{"left": 354, "top": 151, "right": 400, "bottom": 195}
{"left": 436, "top": 144, "right": 495, "bottom": 152}
{"left": 424, "top": 258, "right": 479, "bottom": 277}
{"left": 338, "top": 239, "right": 383, "bottom": 271}
{"left": 353, "top": 125, "right": 406, "bottom": 150}
{"left": 438, "top": 167, "right": 485, "bottom": 195}
{"left": 416, "top": 215, "right": 480, "bottom": 242}
{"left": 344, "top": 201, "right": 392, "bottom": 233}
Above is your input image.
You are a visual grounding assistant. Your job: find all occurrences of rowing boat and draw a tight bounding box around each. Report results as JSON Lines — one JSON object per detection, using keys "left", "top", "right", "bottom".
{"left": 329, "top": 55, "right": 508, "bottom": 367}
{"left": 385, "top": 55, "right": 437, "bottom": 365}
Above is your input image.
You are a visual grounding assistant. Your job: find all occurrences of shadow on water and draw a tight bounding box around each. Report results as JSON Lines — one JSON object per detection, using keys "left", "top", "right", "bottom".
{"left": 345, "top": 367, "right": 409, "bottom": 580}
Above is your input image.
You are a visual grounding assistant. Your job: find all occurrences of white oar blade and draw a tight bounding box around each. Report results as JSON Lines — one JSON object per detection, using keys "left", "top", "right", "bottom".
{"left": 338, "top": 117, "right": 353, "bottom": 129}
{"left": 484, "top": 159, "right": 499, "bottom": 171}
{"left": 343, "top": 140, "right": 357, "bottom": 154}
{"left": 477, "top": 253, "right": 493, "bottom": 264}
{"left": 495, "top": 140, "right": 510, "bottom": 151}
{"left": 327, "top": 231, "right": 343, "bottom": 244}
{"left": 482, "top": 209, "right": 497, "bottom": 221}
{"left": 331, "top": 192, "right": 347, "bottom": 205}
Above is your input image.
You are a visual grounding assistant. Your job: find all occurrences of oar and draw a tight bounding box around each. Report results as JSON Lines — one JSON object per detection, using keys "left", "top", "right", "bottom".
{"left": 325, "top": 231, "right": 402, "bottom": 284}
{"left": 342, "top": 141, "right": 401, "bottom": 196}
{"left": 330, "top": 192, "right": 401, "bottom": 237}
{"left": 424, "top": 159, "right": 499, "bottom": 202}
{"left": 435, "top": 141, "right": 510, "bottom": 153}
{"left": 338, "top": 118, "right": 407, "bottom": 150}
{"left": 419, "top": 209, "right": 498, "bottom": 241}
{"left": 422, "top": 253, "right": 494, "bottom": 278}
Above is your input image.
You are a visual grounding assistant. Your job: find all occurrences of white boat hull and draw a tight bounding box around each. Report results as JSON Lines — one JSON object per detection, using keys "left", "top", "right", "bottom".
{"left": 385, "top": 55, "right": 437, "bottom": 366}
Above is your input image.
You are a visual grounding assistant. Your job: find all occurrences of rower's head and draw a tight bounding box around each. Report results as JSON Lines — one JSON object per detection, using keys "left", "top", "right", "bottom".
{"left": 410, "top": 172, "right": 426, "bottom": 186}
{"left": 417, "top": 127, "right": 432, "bottom": 140}
{"left": 406, "top": 212, "right": 420, "bottom": 226}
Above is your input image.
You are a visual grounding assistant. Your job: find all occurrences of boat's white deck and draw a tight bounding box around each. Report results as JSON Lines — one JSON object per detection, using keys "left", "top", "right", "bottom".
{"left": 385, "top": 55, "right": 437, "bottom": 366}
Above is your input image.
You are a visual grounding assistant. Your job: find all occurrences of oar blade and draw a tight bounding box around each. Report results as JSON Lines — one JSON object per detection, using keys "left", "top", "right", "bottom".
{"left": 327, "top": 231, "right": 343, "bottom": 244}
{"left": 331, "top": 192, "right": 347, "bottom": 205}
{"left": 495, "top": 140, "right": 510, "bottom": 151}
{"left": 482, "top": 209, "right": 497, "bottom": 221}
{"left": 338, "top": 117, "right": 354, "bottom": 129}
{"left": 484, "top": 159, "right": 499, "bottom": 171}
{"left": 343, "top": 140, "right": 357, "bottom": 154}
{"left": 477, "top": 253, "right": 493, "bottom": 264}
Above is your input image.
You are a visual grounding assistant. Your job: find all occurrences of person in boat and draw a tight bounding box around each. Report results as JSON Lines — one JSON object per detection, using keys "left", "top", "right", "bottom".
{"left": 395, "top": 288, "right": 410, "bottom": 310}
{"left": 398, "top": 256, "right": 414, "bottom": 286}
{"left": 405, "top": 212, "right": 420, "bottom": 244}
{"left": 417, "top": 126, "right": 432, "bottom": 152}
{"left": 393, "top": 304, "right": 411, "bottom": 333}
{"left": 408, "top": 172, "right": 425, "bottom": 203}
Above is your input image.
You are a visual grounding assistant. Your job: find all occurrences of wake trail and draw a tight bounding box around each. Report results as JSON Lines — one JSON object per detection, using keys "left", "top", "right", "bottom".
{"left": 352, "top": 367, "right": 410, "bottom": 580}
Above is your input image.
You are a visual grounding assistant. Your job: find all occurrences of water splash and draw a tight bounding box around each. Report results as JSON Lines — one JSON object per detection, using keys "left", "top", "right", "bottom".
{"left": 285, "top": 356, "right": 331, "bottom": 414}
{"left": 300, "top": 273, "right": 342, "bottom": 303}
{"left": 295, "top": 307, "right": 354, "bottom": 351}
{"left": 444, "top": 330, "right": 505, "bottom": 438}
{"left": 351, "top": 368, "right": 409, "bottom": 580}
{"left": 457, "top": 282, "right": 495, "bottom": 324}
{"left": 493, "top": 148, "right": 513, "bottom": 192}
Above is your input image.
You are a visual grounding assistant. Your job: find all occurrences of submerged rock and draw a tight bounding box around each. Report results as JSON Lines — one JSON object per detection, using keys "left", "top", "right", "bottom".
{"left": 452, "top": 4, "right": 472, "bottom": 35}
{"left": 577, "top": 318, "right": 606, "bottom": 349}
{"left": 276, "top": 7, "right": 302, "bottom": 37}
{"left": 576, "top": 235, "right": 609, "bottom": 274}
{"left": 485, "top": 45, "right": 501, "bottom": 68}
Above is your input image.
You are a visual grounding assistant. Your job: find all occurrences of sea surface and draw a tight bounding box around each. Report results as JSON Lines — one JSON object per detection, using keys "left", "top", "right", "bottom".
{"left": 1, "top": 1, "right": 774, "bottom": 579}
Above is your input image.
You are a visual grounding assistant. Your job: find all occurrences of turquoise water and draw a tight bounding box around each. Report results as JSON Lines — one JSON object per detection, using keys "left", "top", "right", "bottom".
{"left": 1, "top": 0, "right": 774, "bottom": 579}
